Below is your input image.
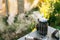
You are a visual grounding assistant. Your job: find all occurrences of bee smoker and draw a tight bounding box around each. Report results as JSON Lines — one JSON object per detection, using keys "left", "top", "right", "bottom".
{"left": 36, "top": 18, "right": 48, "bottom": 36}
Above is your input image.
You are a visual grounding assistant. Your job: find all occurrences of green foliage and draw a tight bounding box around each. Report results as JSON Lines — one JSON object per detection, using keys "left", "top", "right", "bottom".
{"left": 48, "top": 14, "right": 56, "bottom": 26}
{"left": 0, "top": 12, "right": 36, "bottom": 40}
{"left": 14, "top": 14, "right": 19, "bottom": 23}
{"left": 18, "top": 22, "right": 35, "bottom": 38}
{"left": 0, "top": 31, "right": 4, "bottom": 40}
{"left": 54, "top": 1, "right": 60, "bottom": 13}
{"left": 48, "top": 0, "right": 60, "bottom": 30}
{"left": 2, "top": 16, "right": 8, "bottom": 25}
{"left": 54, "top": 26, "right": 60, "bottom": 30}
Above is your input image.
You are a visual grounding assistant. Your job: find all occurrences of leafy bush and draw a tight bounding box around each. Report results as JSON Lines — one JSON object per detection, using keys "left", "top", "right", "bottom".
{"left": 48, "top": 0, "right": 60, "bottom": 30}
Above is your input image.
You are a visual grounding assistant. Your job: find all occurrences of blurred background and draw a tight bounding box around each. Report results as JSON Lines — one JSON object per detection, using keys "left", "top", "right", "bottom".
{"left": 0, "top": 0, "right": 60, "bottom": 40}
